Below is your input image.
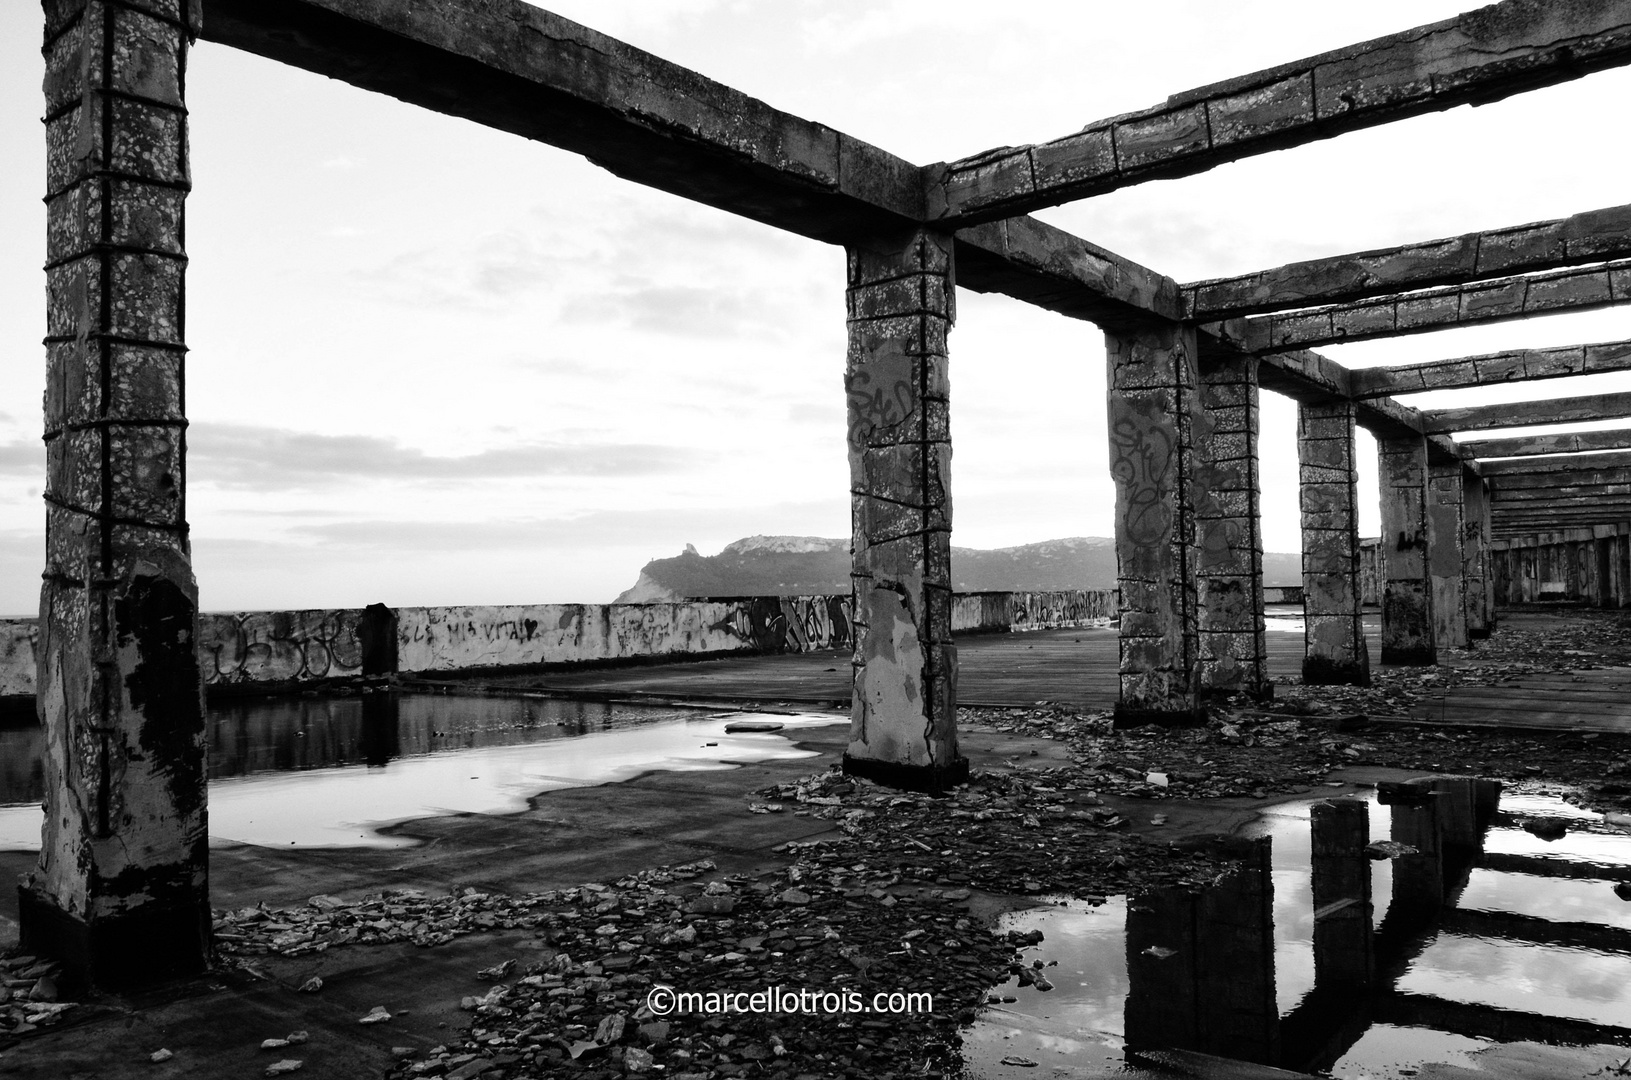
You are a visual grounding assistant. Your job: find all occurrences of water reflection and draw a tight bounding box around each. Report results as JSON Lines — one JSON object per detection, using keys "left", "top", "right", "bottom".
{"left": 0, "top": 692, "right": 701, "bottom": 805}
{"left": 966, "top": 779, "right": 1631, "bottom": 1078}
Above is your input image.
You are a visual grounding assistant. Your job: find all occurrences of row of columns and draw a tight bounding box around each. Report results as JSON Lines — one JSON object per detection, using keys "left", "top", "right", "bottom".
{"left": 24, "top": 17, "right": 1497, "bottom": 981}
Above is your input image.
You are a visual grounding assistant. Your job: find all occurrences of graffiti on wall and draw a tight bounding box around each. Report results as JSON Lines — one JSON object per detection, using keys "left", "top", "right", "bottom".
{"left": 0, "top": 589, "right": 1120, "bottom": 693}
{"left": 197, "top": 609, "right": 367, "bottom": 686}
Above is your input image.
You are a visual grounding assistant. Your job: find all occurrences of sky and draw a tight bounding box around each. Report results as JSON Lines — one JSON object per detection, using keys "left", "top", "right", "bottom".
{"left": 4, "top": 1, "right": 1631, "bottom": 615}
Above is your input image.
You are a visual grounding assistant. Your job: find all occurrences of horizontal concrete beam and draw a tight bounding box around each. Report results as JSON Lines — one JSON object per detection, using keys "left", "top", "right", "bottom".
{"left": 1495, "top": 484, "right": 1631, "bottom": 502}
{"left": 200, "top": 0, "right": 932, "bottom": 246}
{"left": 1351, "top": 339, "right": 1631, "bottom": 398}
{"left": 1188, "top": 205, "right": 1631, "bottom": 320}
{"left": 1422, "top": 390, "right": 1631, "bottom": 434}
{"left": 1494, "top": 465, "right": 1631, "bottom": 488}
{"left": 1481, "top": 449, "right": 1631, "bottom": 474}
{"left": 1230, "top": 260, "right": 1631, "bottom": 353}
{"left": 198, "top": 0, "right": 1217, "bottom": 333}
{"left": 1492, "top": 509, "right": 1631, "bottom": 527}
{"left": 923, "top": 0, "right": 1631, "bottom": 226}
{"left": 954, "top": 219, "right": 1182, "bottom": 331}
{"left": 1461, "top": 428, "right": 1631, "bottom": 459}
{"left": 1492, "top": 523, "right": 1631, "bottom": 543}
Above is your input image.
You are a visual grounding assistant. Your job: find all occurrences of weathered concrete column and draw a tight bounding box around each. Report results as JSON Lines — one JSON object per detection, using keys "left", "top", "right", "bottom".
{"left": 842, "top": 228, "right": 966, "bottom": 792}
{"left": 26, "top": 0, "right": 207, "bottom": 986}
{"left": 1297, "top": 402, "right": 1370, "bottom": 685}
{"left": 1378, "top": 435, "right": 1435, "bottom": 665}
{"left": 1427, "top": 462, "right": 1467, "bottom": 650}
{"left": 1194, "top": 353, "right": 1269, "bottom": 699}
{"left": 1108, "top": 322, "right": 1201, "bottom": 725}
{"left": 1462, "top": 474, "right": 1492, "bottom": 638}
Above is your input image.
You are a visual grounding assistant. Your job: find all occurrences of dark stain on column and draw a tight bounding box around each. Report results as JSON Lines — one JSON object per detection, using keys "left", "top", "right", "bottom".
{"left": 117, "top": 575, "right": 204, "bottom": 818}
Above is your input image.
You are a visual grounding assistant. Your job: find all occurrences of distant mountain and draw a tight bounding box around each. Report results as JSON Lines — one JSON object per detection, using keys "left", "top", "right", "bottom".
{"left": 615, "top": 535, "right": 1304, "bottom": 602}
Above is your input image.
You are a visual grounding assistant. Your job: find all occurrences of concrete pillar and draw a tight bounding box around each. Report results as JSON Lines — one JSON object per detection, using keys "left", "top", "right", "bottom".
{"left": 25, "top": 0, "right": 208, "bottom": 986}
{"left": 1108, "top": 322, "right": 1201, "bottom": 725}
{"left": 1297, "top": 402, "right": 1370, "bottom": 686}
{"left": 842, "top": 228, "right": 966, "bottom": 792}
{"left": 1427, "top": 462, "right": 1467, "bottom": 650}
{"left": 1462, "top": 476, "right": 1490, "bottom": 639}
{"left": 1310, "top": 799, "right": 1372, "bottom": 987}
{"left": 1194, "top": 353, "right": 1269, "bottom": 699}
{"left": 1378, "top": 436, "right": 1435, "bottom": 665}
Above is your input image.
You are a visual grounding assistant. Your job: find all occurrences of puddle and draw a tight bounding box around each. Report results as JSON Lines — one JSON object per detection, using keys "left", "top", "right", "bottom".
{"left": 0, "top": 700, "right": 841, "bottom": 849}
{"left": 961, "top": 780, "right": 1631, "bottom": 1079}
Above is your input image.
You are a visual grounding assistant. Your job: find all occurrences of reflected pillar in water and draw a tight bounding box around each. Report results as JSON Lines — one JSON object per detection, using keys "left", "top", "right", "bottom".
{"left": 23, "top": 0, "right": 210, "bottom": 986}
{"left": 1311, "top": 798, "right": 1373, "bottom": 988}
{"left": 360, "top": 691, "right": 400, "bottom": 768}
{"left": 1125, "top": 837, "right": 1278, "bottom": 1064}
{"left": 1384, "top": 780, "right": 1445, "bottom": 919}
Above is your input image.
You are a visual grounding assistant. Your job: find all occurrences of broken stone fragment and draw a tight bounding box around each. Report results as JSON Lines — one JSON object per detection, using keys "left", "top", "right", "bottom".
{"left": 594, "top": 1012, "right": 626, "bottom": 1044}
{"left": 777, "top": 888, "right": 812, "bottom": 905}
{"left": 475, "top": 959, "right": 515, "bottom": 981}
{"left": 264, "top": 1061, "right": 302, "bottom": 1077}
{"left": 358, "top": 1006, "right": 392, "bottom": 1024}
{"left": 297, "top": 976, "right": 323, "bottom": 993}
{"left": 260, "top": 1038, "right": 290, "bottom": 1051}
{"left": 1365, "top": 840, "right": 1419, "bottom": 859}
{"left": 624, "top": 1046, "right": 655, "bottom": 1072}
{"left": 149, "top": 1049, "right": 173, "bottom": 1063}
{"left": 286, "top": 1031, "right": 309, "bottom": 1045}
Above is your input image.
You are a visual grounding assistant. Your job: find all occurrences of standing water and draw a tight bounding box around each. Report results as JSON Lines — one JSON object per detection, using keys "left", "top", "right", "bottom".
{"left": 0, "top": 693, "right": 843, "bottom": 848}
{"left": 961, "top": 778, "right": 1631, "bottom": 1078}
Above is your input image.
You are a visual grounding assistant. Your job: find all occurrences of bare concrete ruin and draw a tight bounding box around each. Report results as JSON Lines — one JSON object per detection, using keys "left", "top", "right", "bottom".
{"left": 27, "top": 0, "right": 1631, "bottom": 983}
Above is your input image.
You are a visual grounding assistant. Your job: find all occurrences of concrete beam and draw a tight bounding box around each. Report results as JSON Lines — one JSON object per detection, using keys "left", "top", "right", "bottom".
{"left": 1232, "top": 260, "right": 1631, "bottom": 353}
{"left": 923, "top": 0, "right": 1631, "bottom": 226}
{"left": 1495, "top": 484, "right": 1631, "bottom": 502}
{"left": 1481, "top": 449, "right": 1631, "bottom": 474}
{"left": 1495, "top": 467, "right": 1631, "bottom": 489}
{"left": 953, "top": 219, "right": 1181, "bottom": 333}
{"left": 1421, "top": 391, "right": 1631, "bottom": 434}
{"left": 1186, "top": 205, "right": 1631, "bottom": 320}
{"left": 1351, "top": 339, "right": 1631, "bottom": 398}
{"left": 200, "top": 0, "right": 932, "bottom": 246}
{"left": 1459, "top": 428, "right": 1631, "bottom": 459}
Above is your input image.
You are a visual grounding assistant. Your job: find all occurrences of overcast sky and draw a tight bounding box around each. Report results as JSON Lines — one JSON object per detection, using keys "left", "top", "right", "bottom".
{"left": 4, "top": 1, "right": 1631, "bottom": 615}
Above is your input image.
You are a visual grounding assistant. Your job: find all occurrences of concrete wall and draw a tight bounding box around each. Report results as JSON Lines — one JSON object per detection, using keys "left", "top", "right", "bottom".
{"left": 0, "top": 589, "right": 1116, "bottom": 694}
{"left": 1490, "top": 525, "right": 1631, "bottom": 607}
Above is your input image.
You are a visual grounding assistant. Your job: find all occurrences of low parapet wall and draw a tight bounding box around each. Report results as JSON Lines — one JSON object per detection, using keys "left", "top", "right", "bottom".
{"left": 0, "top": 589, "right": 1117, "bottom": 695}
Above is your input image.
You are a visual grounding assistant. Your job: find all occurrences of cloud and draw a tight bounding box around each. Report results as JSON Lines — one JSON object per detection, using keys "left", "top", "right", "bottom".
{"left": 188, "top": 422, "right": 707, "bottom": 490}
{"left": 561, "top": 283, "right": 794, "bottom": 339}
{"left": 284, "top": 500, "right": 846, "bottom": 553}
{"left": 0, "top": 442, "right": 41, "bottom": 474}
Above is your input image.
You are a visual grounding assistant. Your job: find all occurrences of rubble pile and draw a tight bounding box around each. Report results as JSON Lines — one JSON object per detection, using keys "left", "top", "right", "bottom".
{"left": 372, "top": 840, "right": 1226, "bottom": 1080}
{"left": 0, "top": 955, "right": 74, "bottom": 1040}
{"left": 215, "top": 889, "right": 553, "bottom": 957}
